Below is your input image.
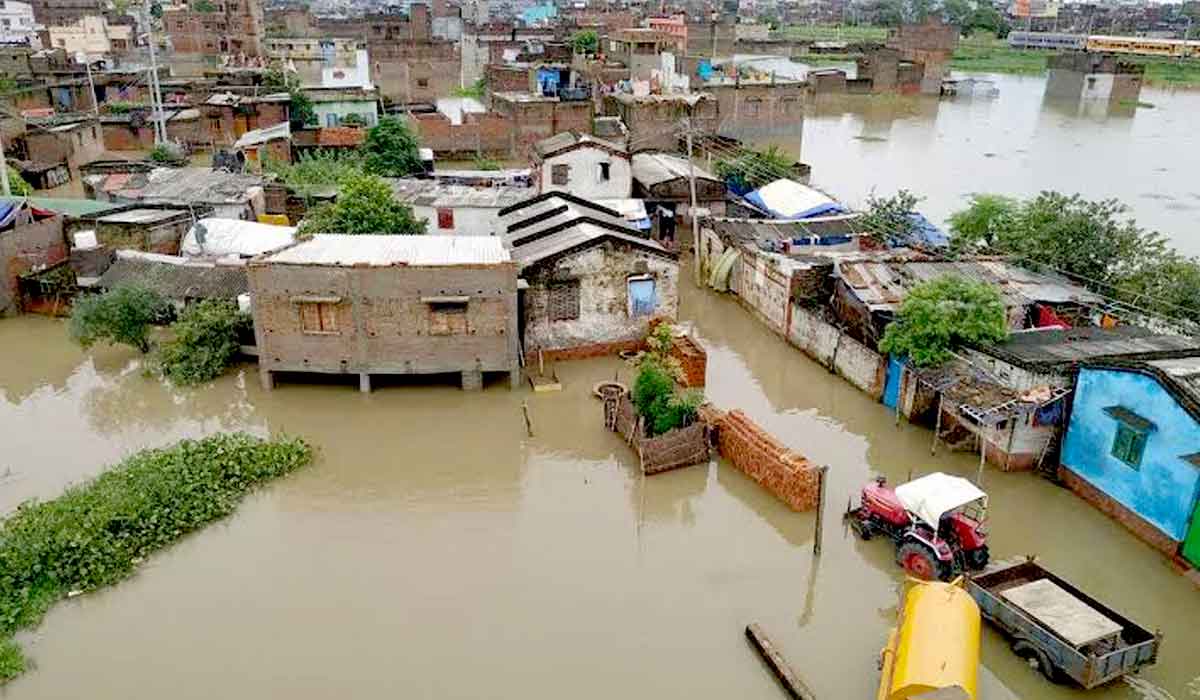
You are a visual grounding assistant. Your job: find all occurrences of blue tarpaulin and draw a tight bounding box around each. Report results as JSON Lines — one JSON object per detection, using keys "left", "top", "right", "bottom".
{"left": 897, "top": 212, "right": 949, "bottom": 248}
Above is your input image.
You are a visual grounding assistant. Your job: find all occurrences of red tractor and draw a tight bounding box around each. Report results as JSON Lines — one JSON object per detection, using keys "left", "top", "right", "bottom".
{"left": 845, "top": 472, "right": 990, "bottom": 581}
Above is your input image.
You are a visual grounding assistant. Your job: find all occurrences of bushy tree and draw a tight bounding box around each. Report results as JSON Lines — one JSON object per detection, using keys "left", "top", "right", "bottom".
{"left": 713, "top": 145, "right": 794, "bottom": 191}
{"left": 879, "top": 275, "right": 1009, "bottom": 367}
{"left": 860, "top": 189, "right": 922, "bottom": 244}
{"left": 571, "top": 29, "right": 599, "bottom": 54}
{"left": 69, "top": 285, "right": 170, "bottom": 354}
{"left": 632, "top": 361, "right": 700, "bottom": 436}
{"left": 4, "top": 166, "right": 31, "bottom": 196}
{"left": 362, "top": 117, "right": 423, "bottom": 177}
{"left": 157, "top": 300, "right": 250, "bottom": 385}
{"left": 266, "top": 149, "right": 362, "bottom": 199}
{"left": 299, "top": 173, "right": 427, "bottom": 235}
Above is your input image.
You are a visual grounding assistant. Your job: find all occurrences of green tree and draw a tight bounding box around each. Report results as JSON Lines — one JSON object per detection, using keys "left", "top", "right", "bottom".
{"left": 68, "top": 285, "right": 170, "bottom": 354}
{"left": 266, "top": 149, "right": 362, "bottom": 199}
{"left": 571, "top": 29, "right": 599, "bottom": 55}
{"left": 5, "top": 166, "right": 32, "bottom": 196}
{"left": 288, "top": 89, "right": 316, "bottom": 130}
{"left": 941, "top": 0, "right": 973, "bottom": 30}
{"left": 880, "top": 275, "right": 1009, "bottom": 367}
{"left": 362, "top": 116, "right": 423, "bottom": 177}
{"left": 157, "top": 300, "right": 250, "bottom": 385}
{"left": 632, "top": 361, "right": 700, "bottom": 436}
{"left": 859, "top": 189, "right": 922, "bottom": 245}
{"left": 947, "top": 193, "right": 1018, "bottom": 249}
{"left": 299, "top": 173, "right": 427, "bottom": 235}
{"left": 713, "top": 144, "right": 795, "bottom": 191}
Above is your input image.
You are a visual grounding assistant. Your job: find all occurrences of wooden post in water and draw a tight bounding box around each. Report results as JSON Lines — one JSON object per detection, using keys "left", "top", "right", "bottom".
{"left": 813, "top": 465, "right": 829, "bottom": 556}
{"left": 522, "top": 401, "right": 534, "bottom": 437}
{"left": 931, "top": 395, "right": 945, "bottom": 456}
{"left": 745, "top": 623, "right": 817, "bottom": 700}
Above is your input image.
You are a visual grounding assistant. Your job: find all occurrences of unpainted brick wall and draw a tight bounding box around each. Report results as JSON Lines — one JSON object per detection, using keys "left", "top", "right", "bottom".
{"left": 705, "top": 407, "right": 822, "bottom": 511}
{"left": 0, "top": 216, "right": 66, "bottom": 316}
{"left": 670, "top": 334, "right": 706, "bottom": 388}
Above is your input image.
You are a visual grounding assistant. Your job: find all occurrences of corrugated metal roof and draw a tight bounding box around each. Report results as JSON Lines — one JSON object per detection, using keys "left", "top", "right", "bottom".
{"left": 631, "top": 152, "right": 719, "bottom": 187}
{"left": 261, "top": 234, "right": 511, "bottom": 266}
{"left": 838, "top": 258, "right": 1102, "bottom": 312}
{"left": 96, "top": 251, "right": 248, "bottom": 300}
{"left": 983, "top": 326, "right": 1200, "bottom": 369}
{"left": 387, "top": 179, "right": 530, "bottom": 209}
{"left": 508, "top": 221, "right": 673, "bottom": 268}
{"left": 234, "top": 121, "right": 291, "bottom": 149}
{"left": 532, "top": 131, "right": 626, "bottom": 158}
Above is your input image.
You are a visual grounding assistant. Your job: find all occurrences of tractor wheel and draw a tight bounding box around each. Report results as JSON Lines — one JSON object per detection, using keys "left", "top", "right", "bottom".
{"left": 1013, "top": 640, "right": 1058, "bottom": 682}
{"left": 897, "top": 542, "right": 945, "bottom": 581}
{"left": 966, "top": 545, "right": 990, "bottom": 570}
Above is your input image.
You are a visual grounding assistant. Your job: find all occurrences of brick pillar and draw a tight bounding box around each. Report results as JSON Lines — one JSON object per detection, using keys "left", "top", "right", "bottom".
{"left": 359, "top": 373, "right": 372, "bottom": 393}
{"left": 462, "top": 369, "right": 483, "bottom": 391}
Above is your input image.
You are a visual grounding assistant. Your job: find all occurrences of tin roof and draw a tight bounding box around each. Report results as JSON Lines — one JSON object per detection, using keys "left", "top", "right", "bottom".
{"left": 234, "top": 121, "right": 291, "bottom": 149}
{"left": 631, "top": 152, "right": 719, "bottom": 187}
{"left": 260, "top": 234, "right": 511, "bottom": 266}
{"left": 707, "top": 215, "right": 869, "bottom": 243}
{"left": 532, "top": 131, "right": 627, "bottom": 159}
{"left": 838, "top": 258, "right": 1103, "bottom": 312}
{"left": 386, "top": 178, "right": 530, "bottom": 209}
{"left": 980, "top": 326, "right": 1200, "bottom": 371}
{"left": 136, "top": 168, "right": 265, "bottom": 205}
{"left": 508, "top": 221, "right": 675, "bottom": 269}
{"left": 1147, "top": 357, "right": 1200, "bottom": 410}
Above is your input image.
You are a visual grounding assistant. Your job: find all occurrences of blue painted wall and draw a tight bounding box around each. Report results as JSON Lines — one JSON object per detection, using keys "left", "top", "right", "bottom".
{"left": 1062, "top": 367, "right": 1200, "bottom": 540}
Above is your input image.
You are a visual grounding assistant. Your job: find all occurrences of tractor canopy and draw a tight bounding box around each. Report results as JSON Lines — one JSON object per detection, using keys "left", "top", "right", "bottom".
{"left": 894, "top": 472, "right": 987, "bottom": 530}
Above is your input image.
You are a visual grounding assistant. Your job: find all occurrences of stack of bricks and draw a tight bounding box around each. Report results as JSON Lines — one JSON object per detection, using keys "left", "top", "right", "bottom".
{"left": 702, "top": 407, "right": 822, "bottom": 511}
{"left": 670, "top": 334, "right": 707, "bottom": 388}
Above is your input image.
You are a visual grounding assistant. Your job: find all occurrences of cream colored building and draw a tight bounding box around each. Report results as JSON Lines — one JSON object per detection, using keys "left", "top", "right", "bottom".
{"left": 44, "top": 16, "right": 134, "bottom": 58}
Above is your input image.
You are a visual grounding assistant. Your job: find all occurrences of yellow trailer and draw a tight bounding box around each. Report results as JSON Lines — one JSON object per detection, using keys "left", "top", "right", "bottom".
{"left": 877, "top": 580, "right": 981, "bottom": 700}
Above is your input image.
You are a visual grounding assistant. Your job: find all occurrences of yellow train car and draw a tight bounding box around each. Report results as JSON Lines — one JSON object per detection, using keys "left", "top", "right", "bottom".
{"left": 1086, "top": 35, "right": 1199, "bottom": 58}
{"left": 877, "top": 580, "right": 981, "bottom": 700}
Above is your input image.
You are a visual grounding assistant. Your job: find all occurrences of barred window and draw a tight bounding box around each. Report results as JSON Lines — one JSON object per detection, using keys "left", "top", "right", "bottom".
{"left": 428, "top": 301, "right": 469, "bottom": 335}
{"left": 551, "top": 163, "right": 570, "bottom": 186}
{"left": 299, "top": 302, "right": 338, "bottom": 334}
{"left": 547, "top": 280, "right": 580, "bottom": 321}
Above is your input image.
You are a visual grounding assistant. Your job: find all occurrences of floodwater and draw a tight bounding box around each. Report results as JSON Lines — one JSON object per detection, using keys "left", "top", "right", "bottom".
{"left": 2, "top": 276, "right": 1199, "bottom": 699}
{"left": 748, "top": 70, "right": 1200, "bottom": 257}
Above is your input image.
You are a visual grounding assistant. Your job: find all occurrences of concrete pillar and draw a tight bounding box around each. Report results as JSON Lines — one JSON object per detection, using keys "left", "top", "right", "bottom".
{"left": 461, "top": 369, "right": 483, "bottom": 391}
{"left": 359, "top": 372, "right": 371, "bottom": 394}
{"left": 508, "top": 367, "right": 521, "bottom": 390}
{"left": 259, "top": 368, "right": 274, "bottom": 391}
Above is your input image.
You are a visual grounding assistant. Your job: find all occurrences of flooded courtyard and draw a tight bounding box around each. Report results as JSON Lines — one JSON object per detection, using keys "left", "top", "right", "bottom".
{"left": 2, "top": 275, "right": 1198, "bottom": 699}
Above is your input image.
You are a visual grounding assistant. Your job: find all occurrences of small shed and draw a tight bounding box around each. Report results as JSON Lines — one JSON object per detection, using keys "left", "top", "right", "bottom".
{"left": 180, "top": 217, "right": 297, "bottom": 258}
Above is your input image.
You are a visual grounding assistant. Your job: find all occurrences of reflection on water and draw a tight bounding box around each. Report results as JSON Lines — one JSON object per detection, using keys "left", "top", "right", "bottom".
{"left": 1, "top": 278, "right": 1198, "bottom": 699}
{"left": 751, "top": 72, "right": 1200, "bottom": 255}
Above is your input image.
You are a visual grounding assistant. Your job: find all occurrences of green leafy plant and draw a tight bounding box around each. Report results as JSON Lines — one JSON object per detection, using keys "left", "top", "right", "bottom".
{"left": 288, "top": 89, "right": 316, "bottom": 129}
{"left": 192, "top": 0, "right": 215, "bottom": 11}
{"left": 0, "top": 434, "right": 313, "bottom": 684}
{"left": 157, "top": 300, "right": 250, "bottom": 385}
{"left": 451, "top": 77, "right": 487, "bottom": 98}
{"left": 632, "top": 344, "right": 700, "bottom": 437}
{"left": 362, "top": 116, "right": 423, "bottom": 177}
{"left": 5, "top": 166, "right": 32, "bottom": 196}
{"left": 299, "top": 173, "right": 427, "bottom": 235}
{"left": 68, "top": 285, "right": 171, "bottom": 354}
{"left": 266, "top": 149, "right": 362, "bottom": 200}
{"left": 338, "top": 113, "right": 366, "bottom": 127}
{"left": 571, "top": 29, "right": 599, "bottom": 55}
{"left": 472, "top": 155, "right": 502, "bottom": 171}
{"left": 859, "top": 189, "right": 921, "bottom": 244}
{"left": 713, "top": 145, "right": 794, "bottom": 191}
{"left": 879, "top": 274, "right": 1009, "bottom": 367}
{"left": 148, "top": 143, "right": 175, "bottom": 163}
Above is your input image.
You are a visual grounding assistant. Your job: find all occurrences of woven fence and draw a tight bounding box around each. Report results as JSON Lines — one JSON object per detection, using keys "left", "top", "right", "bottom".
{"left": 603, "top": 394, "right": 710, "bottom": 475}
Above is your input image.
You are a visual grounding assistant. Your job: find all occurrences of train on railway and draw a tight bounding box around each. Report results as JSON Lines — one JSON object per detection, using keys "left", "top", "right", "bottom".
{"left": 1007, "top": 31, "right": 1200, "bottom": 58}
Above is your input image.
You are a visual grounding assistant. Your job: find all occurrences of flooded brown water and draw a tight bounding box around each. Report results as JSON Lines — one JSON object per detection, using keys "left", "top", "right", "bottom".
{"left": 747, "top": 72, "right": 1200, "bottom": 257}
{"left": 3, "top": 275, "right": 1199, "bottom": 699}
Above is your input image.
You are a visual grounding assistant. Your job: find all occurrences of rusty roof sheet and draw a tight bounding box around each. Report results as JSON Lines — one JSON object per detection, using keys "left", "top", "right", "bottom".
{"left": 838, "top": 258, "right": 1102, "bottom": 312}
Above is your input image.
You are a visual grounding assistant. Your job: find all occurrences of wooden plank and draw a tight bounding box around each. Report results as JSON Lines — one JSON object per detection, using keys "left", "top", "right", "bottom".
{"left": 745, "top": 623, "right": 816, "bottom": 700}
{"left": 1000, "top": 579, "right": 1123, "bottom": 648}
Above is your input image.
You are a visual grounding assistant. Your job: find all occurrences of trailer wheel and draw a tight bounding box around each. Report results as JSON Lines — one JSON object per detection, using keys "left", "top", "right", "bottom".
{"left": 1013, "top": 640, "right": 1058, "bottom": 682}
{"left": 897, "top": 542, "right": 945, "bottom": 581}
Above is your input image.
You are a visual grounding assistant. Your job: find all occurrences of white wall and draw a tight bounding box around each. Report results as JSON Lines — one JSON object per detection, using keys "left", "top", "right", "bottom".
{"left": 412, "top": 204, "right": 502, "bottom": 236}
{"left": 540, "top": 147, "right": 632, "bottom": 200}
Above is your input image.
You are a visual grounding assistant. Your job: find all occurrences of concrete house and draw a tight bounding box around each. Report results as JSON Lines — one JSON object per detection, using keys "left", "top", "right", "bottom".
{"left": 531, "top": 132, "right": 631, "bottom": 200}
{"left": 499, "top": 193, "right": 679, "bottom": 359}
{"left": 248, "top": 235, "right": 520, "bottom": 392}
{"left": 387, "top": 178, "right": 528, "bottom": 237}
{"left": 1060, "top": 359, "right": 1200, "bottom": 569}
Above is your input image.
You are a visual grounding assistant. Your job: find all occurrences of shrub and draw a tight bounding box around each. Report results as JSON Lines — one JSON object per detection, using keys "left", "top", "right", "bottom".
{"left": 68, "top": 285, "right": 171, "bottom": 354}
{"left": 879, "top": 274, "right": 1009, "bottom": 367}
{"left": 158, "top": 300, "right": 250, "bottom": 385}
{"left": 299, "top": 173, "right": 427, "bottom": 235}
{"left": 0, "top": 433, "right": 313, "bottom": 683}
{"left": 632, "top": 361, "right": 700, "bottom": 437}
{"left": 148, "top": 143, "right": 178, "bottom": 163}
{"left": 362, "top": 116, "right": 423, "bottom": 177}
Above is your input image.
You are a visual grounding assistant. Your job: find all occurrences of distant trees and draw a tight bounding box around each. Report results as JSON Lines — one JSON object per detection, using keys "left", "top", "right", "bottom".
{"left": 879, "top": 275, "right": 1009, "bottom": 366}
{"left": 861, "top": 0, "right": 1008, "bottom": 35}
{"left": 299, "top": 173, "right": 427, "bottom": 235}
{"left": 362, "top": 117, "right": 424, "bottom": 177}
{"left": 69, "top": 285, "right": 170, "bottom": 354}
{"left": 950, "top": 192, "right": 1200, "bottom": 324}
{"left": 264, "top": 69, "right": 315, "bottom": 129}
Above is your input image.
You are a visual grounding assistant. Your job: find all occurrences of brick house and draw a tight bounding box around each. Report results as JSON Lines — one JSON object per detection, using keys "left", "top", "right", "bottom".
{"left": 100, "top": 108, "right": 206, "bottom": 151}
{"left": 491, "top": 91, "right": 592, "bottom": 153}
{"left": 22, "top": 117, "right": 104, "bottom": 176}
{"left": 163, "top": 0, "right": 265, "bottom": 56}
{"left": 248, "top": 235, "right": 520, "bottom": 392}
{"left": 0, "top": 209, "right": 65, "bottom": 316}
{"left": 200, "top": 92, "right": 291, "bottom": 147}
{"left": 499, "top": 193, "right": 679, "bottom": 360}
{"left": 603, "top": 93, "right": 719, "bottom": 152}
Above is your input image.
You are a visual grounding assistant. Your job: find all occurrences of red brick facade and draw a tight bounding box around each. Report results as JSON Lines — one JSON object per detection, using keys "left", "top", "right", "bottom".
{"left": 525, "top": 338, "right": 647, "bottom": 366}
{"left": 164, "top": 0, "right": 265, "bottom": 56}
{"left": 0, "top": 216, "right": 66, "bottom": 317}
{"left": 199, "top": 100, "right": 289, "bottom": 146}
{"left": 410, "top": 112, "right": 513, "bottom": 157}
{"left": 705, "top": 407, "right": 823, "bottom": 511}
{"left": 670, "top": 334, "right": 707, "bottom": 388}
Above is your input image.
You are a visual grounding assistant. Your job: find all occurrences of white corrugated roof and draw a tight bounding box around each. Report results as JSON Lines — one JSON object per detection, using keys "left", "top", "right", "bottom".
{"left": 262, "top": 234, "right": 511, "bottom": 266}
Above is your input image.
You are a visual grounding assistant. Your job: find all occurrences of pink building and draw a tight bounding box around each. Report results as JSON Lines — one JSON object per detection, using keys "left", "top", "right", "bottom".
{"left": 647, "top": 15, "right": 687, "bottom": 51}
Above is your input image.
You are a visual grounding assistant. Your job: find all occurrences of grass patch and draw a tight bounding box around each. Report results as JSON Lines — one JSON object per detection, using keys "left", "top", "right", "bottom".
{"left": 0, "top": 433, "right": 314, "bottom": 685}
{"left": 951, "top": 41, "right": 1049, "bottom": 75}
{"left": 783, "top": 24, "right": 888, "bottom": 42}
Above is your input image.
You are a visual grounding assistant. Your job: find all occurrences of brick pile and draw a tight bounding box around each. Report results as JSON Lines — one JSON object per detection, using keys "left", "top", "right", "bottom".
{"left": 670, "top": 334, "right": 707, "bottom": 388}
{"left": 705, "top": 407, "right": 822, "bottom": 511}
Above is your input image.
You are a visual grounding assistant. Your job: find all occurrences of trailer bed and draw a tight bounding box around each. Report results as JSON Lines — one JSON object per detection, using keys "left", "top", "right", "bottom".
{"left": 966, "top": 560, "right": 1160, "bottom": 689}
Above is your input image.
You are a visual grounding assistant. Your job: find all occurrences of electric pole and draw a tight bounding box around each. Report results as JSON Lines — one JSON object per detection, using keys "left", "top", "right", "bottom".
{"left": 686, "top": 111, "right": 701, "bottom": 288}
{"left": 145, "top": 0, "right": 166, "bottom": 145}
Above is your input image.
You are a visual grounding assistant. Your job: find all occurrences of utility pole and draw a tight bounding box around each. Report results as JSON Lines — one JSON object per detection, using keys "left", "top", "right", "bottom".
{"left": 144, "top": 0, "right": 166, "bottom": 145}
{"left": 79, "top": 53, "right": 99, "bottom": 118}
{"left": 685, "top": 111, "right": 701, "bottom": 288}
{"left": 0, "top": 133, "right": 10, "bottom": 196}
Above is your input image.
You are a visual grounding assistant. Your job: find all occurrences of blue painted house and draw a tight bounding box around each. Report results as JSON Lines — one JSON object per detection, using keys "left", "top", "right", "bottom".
{"left": 1060, "top": 358, "right": 1200, "bottom": 568}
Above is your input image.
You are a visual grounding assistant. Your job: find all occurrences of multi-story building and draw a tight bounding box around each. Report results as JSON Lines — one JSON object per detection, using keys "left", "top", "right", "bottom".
{"left": 163, "top": 0, "right": 265, "bottom": 57}
{"left": 0, "top": 1, "right": 35, "bottom": 44}
{"left": 41, "top": 15, "right": 133, "bottom": 56}
{"left": 28, "top": 0, "right": 105, "bottom": 27}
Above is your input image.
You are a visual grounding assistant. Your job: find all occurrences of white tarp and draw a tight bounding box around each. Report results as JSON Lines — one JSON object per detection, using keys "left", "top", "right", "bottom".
{"left": 747, "top": 179, "right": 835, "bottom": 219}
{"left": 181, "top": 218, "right": 297, "bottom": 258}
{"left": 894, "top": 472, "right": 987, "bottom": 528}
